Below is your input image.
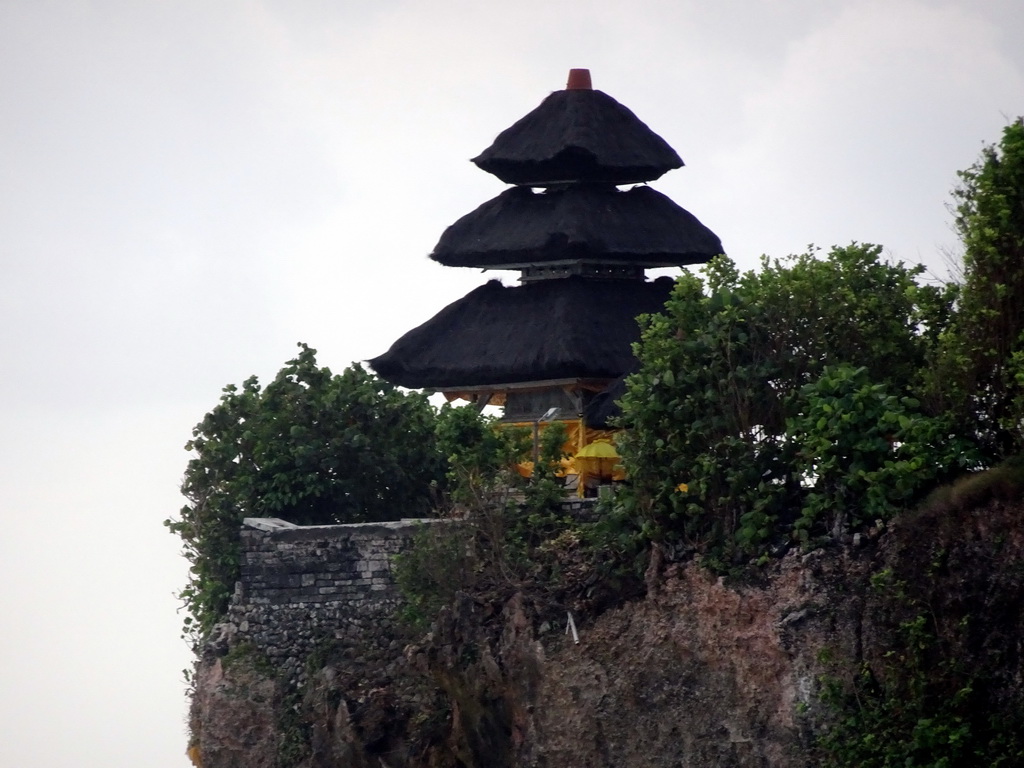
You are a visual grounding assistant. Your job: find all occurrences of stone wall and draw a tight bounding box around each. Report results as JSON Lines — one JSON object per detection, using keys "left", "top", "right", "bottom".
{"left": 212, "top": 501, "right": 597, "bottom": 687}
{"left": 220, "top": 517, "right": 441, "bottom": 686}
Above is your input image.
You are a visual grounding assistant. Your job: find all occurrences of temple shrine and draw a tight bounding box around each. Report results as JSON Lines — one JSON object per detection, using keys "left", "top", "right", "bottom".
{"left": 370, "top": 69, "right": 723, "bottom": 488}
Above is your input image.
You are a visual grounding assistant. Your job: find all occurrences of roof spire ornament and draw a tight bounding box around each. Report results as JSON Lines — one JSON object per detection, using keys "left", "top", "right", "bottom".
{"left": 566, "top": 68, "right": 592, "bottom": 90}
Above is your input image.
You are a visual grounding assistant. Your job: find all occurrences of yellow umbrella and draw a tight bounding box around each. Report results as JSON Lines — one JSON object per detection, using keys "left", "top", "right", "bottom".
{"left": 574, "top": 439, "right": 621, "bottom": 480}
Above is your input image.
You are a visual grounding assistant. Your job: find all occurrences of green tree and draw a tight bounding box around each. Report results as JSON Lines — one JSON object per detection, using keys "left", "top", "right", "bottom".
{"left": 434, "top": 401, "right": 528, "bottom": 508}
{"left": 615, "top": 245, "right": 976, "bottom": 564}
{"left": 165, "top": 343, "right": 445, "bottom": 641}
{"left": 395, "top": 411, "right": 580, "bottom": 627}
{"left": 787, "top": 364, "right": 978, "bottom": 543}
{"left": 937, "top": 118, "right": 1024, "bottom": 457}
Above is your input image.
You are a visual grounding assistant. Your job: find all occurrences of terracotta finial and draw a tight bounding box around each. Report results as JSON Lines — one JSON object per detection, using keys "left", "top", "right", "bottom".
{"left": 566, "top": 68, "right": 592, "bottom": 90}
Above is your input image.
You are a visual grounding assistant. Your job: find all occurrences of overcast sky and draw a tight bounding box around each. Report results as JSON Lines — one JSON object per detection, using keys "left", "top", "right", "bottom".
{"left": 1, "top": 1, "right": 1021, "bottom": 765}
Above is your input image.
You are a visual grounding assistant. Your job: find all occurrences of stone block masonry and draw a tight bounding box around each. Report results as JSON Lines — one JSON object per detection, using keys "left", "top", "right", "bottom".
{"left": 221, "top": 517, "right": 442, "bottom": 686}
{"left": 213, "top": 501, "right": 596, "bottom": 687}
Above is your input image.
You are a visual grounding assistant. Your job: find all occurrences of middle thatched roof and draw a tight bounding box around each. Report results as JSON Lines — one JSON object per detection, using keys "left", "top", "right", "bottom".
{"left": 369, "top": 275, "right": 676, "bottom": 389}
{"left": 430, "top": 184, "right": 723, "bottom": 269}
{"left": 472, "top": 88, "right": 683, "bottom": 186}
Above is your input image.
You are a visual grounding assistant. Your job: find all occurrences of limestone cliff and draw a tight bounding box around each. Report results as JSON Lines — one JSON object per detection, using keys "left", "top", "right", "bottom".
{"left": 189, "top": 492, "right": 1024, "bottom": 767}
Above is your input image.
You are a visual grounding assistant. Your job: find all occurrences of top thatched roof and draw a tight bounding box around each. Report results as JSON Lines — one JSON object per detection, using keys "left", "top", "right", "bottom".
{"left": 369, "top": 276, "right": 675, "bottom": 389}
{"left": 472, "top": 88, "right": 683, "bottom": 186}
{"left": 430, "top": 184, "right": 723, "bottom": 269}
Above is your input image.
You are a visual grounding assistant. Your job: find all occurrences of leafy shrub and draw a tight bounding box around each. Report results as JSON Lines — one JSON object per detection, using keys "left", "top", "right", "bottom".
{"left": 166, "top": 343, "right": 445, "bottom": 642}
{"left": 614, "top": 245, "right": 979, "bottom": 565}
{"left": 394, "top": 417, "right": 580, "bottom": 627}
{"left": 434, "top": 401, "right": 528, "bottom": 509}
{"left": 788, "top": 364, "right": 981, "bottom": 544}
{"left": 931, "top": 119, "right": 1024, "bottom": 458}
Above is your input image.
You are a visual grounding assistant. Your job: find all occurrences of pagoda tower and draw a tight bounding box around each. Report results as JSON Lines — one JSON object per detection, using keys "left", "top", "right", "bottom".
{"left": 371, "top": 69, "right": 723, "bottom": 470}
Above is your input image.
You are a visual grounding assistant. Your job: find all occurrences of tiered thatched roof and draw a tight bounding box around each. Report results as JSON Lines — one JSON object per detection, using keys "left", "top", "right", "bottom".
{"left": 371, "top": 70, "right": 723, "bottom": 402}
{"left": 369, "top": 276, "right": 675, "bottom": 389}
{"left": 472, "top": 88, "right": 683, "bottom": 186}
{"left": 431, "top": 184, "right": 722, "bottom": 269}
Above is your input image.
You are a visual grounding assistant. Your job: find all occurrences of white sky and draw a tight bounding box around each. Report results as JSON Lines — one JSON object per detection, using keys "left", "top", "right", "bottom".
{"left": 1, "top": 1, "right": 1021, "bottom": 765}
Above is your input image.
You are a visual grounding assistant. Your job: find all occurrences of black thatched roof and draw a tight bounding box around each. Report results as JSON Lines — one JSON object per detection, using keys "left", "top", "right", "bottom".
{"left": 430, "top": 184, "right": 723, "bottom": 269}
{"left": 472, "top": 89, "right": 683, "bottom": 186}
{"left": 583, "top": 374, "right": 628, "bottom": 429}
{"left": 369, "top": 276, "right": 675, "bottom": 389}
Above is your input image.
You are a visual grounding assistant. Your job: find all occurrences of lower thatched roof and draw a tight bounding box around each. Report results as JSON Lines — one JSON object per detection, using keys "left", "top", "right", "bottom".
{"left": 430, "top": 184, "right": 723, "bottom": 269}
{"left": 369, "top": 276, "right": 675, "bottom": 390}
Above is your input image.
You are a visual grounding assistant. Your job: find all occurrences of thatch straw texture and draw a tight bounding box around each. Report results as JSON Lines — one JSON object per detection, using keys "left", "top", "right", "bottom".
{"left": 369, "top": 276, "right": 675, "bottom": 389}
{"left": 472, "top": 89, "right": 683, "bottom": 185}
{"left": 431, "top": 184, "right": 723, "bottom": 268}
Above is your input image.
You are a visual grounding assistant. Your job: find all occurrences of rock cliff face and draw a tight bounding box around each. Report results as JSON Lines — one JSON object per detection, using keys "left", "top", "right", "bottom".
{"left": 189, "top": 493, "right": 1024, "bottom": 767}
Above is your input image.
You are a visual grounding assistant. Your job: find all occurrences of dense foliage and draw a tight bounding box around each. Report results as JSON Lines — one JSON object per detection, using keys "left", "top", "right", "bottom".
{"left": 612, "top": 121, "right": 1024, "bottom": 569}
{"left": 934, "top": 119, "right": 1024, "bottom": 457}
{"left": 166, "top": 344, "right": 445, "bottom": 641}
{"left": 394, "top": 414, "right": 580, "bottom": 628}
{"left": 433, "top": 401, "right": 529, "bottom": 509}
{"left": 613, "top": 244, "right": 981, "bottom": 565}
